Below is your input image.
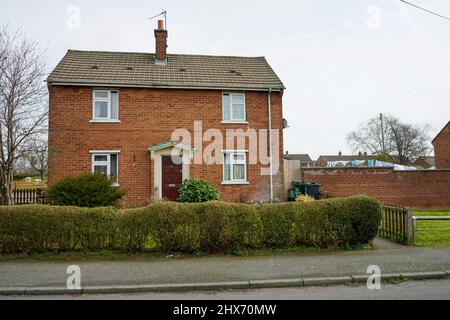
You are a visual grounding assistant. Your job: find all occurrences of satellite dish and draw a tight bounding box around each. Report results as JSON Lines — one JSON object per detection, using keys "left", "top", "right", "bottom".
{"left": 283, "top": 118, "right": 289, "bottom": 129}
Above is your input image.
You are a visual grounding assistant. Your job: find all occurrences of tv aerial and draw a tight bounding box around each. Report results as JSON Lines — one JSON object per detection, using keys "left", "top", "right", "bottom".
{"left": 149, "top": 10, "right": 167, "bottom": 28}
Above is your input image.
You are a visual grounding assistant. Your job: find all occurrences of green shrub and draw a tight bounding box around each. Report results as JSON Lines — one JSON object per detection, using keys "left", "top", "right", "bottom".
{"left": 47, "top": 174, "right": 126, "bottom": 208}
{"left": 0, "top": 196, "right": 382, "bottom": 254}
{"left": 178, "top": 179, "right": 220, "bottom": 203}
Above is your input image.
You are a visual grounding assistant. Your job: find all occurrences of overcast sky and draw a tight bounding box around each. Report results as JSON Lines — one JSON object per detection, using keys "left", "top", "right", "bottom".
{"left": 1, "top": 0, "right": 449, "bottom": 159}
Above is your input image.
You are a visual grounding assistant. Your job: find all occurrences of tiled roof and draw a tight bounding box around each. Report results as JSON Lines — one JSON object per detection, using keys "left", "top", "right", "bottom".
{"left": 414, "top": 156, "right": 435, "bottom": 167}
{"left": 47, "top": 50, "right": 285, "bottom": 90}
{"left": 432, "top": 121, "right": 450, "bottom": 143}
{"left": 317, "top": 155, "right": 372, "bottom": 162}
{"left": 284, "top": 154, "right": 313, "bottom": 162}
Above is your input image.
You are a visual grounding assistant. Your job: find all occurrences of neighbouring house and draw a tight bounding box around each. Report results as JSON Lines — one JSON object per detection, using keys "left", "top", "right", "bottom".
{"left": 47, "top": 21, "right": 285, "bottom": 207}
{"left": 432, "top": 121, "right": 450, "bottom": 169}
{"left": 413, "top": 156, "right": 435, "bottom": 170}
{"left": 316, "top": 151, "right": 372, "bottom": 167}
{"left": 284, "top": 152, "right": 314, "bottom": 167}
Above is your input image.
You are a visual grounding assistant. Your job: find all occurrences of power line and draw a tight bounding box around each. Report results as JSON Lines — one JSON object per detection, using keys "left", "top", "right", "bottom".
{"left": 400, "top": 0, "right": 450, "bottom": 21}
{"left": 284, "top": 87, "right": 450, "bottom": 105}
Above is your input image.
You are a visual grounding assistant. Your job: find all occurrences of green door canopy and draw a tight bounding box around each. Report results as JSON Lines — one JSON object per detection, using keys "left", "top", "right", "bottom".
{"left": 147, "top": 141, "right": 196, "bottom": 153}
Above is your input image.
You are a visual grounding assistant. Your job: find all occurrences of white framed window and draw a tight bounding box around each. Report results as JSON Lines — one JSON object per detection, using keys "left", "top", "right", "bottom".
{"left": 222, "top": 93, "right": 246, "bottom": 122}
{"left": 223, "top": 151, "right": 248, "bottom": 184}
{"left": 92, "top": 90, "right": 119, "bottom": 121}
{"left": 91, "top": 151, "right": 120, "bottom": 185}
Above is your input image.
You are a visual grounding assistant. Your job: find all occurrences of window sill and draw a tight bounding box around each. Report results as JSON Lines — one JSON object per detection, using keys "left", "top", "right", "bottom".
{"left": 90, "top": 119, "right": 121, "bottom": 123}
{"left": 222, "top": 181, "right": 249, "bottom": 185}
{"left": 221, "top": 121, "right": 248, "bottom": 125}
{"left": 112, "top": 183, "right": 120, "bottom": 187}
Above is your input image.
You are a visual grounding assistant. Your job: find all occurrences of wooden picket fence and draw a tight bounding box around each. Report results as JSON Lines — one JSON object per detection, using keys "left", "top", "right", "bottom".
{"left": 12, "top": 188, "right": 47, "bottom": 205}
{"left": 379, "top": 205, "right": 413, "bottom": 244}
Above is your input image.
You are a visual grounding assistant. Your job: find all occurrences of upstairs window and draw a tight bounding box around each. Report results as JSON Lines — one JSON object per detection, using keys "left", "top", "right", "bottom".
{"left": 222, "top": 93, "right": 246, "bottom": 122}
{"left": 91, "top": 152, "right": 119, "bottom": 185}
{"left": 92, "top": 90, "right": 119, "bottom": 121}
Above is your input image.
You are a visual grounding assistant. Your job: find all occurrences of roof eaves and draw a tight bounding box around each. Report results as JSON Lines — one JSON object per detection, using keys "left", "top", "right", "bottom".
{"left": 261, "top": 56, "right": 286, "bottom": 90}
{"left": 47, "top": 80, "right": 284, "bottom": 91}
{"left": 46, "top": 50, "right": 72, "bottom": 83}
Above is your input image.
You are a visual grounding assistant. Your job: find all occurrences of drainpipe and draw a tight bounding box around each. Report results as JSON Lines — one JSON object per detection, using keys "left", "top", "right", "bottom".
{"left": 268, "top": 88, "right": 274, "bottom": 202}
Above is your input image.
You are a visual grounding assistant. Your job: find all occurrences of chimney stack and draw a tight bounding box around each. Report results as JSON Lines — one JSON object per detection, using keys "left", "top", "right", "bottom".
{"left": 154, "top": 19, "right": 168, "bottom": 64}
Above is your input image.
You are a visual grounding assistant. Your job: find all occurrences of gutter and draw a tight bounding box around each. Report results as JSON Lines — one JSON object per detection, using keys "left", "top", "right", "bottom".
{"left": 46, "top": 81, "right": 285, "bottom": 92}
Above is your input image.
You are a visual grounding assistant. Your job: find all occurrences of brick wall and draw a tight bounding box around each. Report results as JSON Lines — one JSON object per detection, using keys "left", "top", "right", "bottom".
{"left": 433, "top": 122, "right": 450, "bottom": 169}
{"left": 48, "top": 85, "right": 284, "bottom": 208}
{"left": 302, "top": 167, "right": 450, "bottom": 209}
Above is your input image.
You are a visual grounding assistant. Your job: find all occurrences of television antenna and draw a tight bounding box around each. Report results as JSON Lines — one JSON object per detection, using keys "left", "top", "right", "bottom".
{"left": 149, "top": 10, "right": 167, "bottom": 29}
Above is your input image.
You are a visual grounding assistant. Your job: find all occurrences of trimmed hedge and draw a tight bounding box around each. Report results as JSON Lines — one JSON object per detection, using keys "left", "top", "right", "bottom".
{"left": 0, "top": 196, "right": 382, "bottom": 254}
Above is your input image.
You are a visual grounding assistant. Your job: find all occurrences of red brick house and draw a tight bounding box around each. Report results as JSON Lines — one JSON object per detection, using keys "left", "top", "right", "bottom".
{"left": 47, "top": 21, "right": 285, "bottom": 208}
{"left": 432, "top": 120, "right": 450, "bottom": 169}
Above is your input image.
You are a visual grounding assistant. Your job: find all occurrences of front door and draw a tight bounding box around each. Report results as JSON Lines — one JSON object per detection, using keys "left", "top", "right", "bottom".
{"left": 162, "top": 156, "right": 183, "bottom": 201}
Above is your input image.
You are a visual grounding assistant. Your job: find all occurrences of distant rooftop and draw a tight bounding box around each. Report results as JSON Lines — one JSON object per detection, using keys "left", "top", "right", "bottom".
{"left": 317, "top": 154, "right": 372, "bottom": 162}
{"left": 284, "top": 153, "right": 313, "bottom": 162}
{"left": 414, "top": 156, "right": 435, "bottom": 167}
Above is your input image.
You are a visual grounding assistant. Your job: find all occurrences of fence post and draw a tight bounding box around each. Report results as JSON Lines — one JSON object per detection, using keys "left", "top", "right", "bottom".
{"left": 405, "top": 207, "right": 414, "bottom": 245}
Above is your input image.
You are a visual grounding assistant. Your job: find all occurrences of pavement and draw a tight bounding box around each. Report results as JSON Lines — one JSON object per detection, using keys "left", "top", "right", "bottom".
{"left": 0, "top": 238, "right": 449, "bottom": 295}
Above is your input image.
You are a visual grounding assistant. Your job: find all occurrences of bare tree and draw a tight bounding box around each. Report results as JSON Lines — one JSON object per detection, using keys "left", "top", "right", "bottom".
{"left": 0, "top": 26, "right": 48, "bottom": 204}
{"left": 385, "top": 117, "right": 433, "bottom": 165}
{"left": 346, "top": 116, "right": 388, "bottom": 155}
{"left": 347, "top": 114, "right": 433, "bottom": 165}
{"left": 26, "top": 135, "right": 48, "bottom": 181}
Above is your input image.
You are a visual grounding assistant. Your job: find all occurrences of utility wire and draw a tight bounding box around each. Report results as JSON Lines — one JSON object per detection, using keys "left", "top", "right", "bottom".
{"left": 400, "top": 0, "right": 450, "bottom": 21}
{"left": 284, "top": 87, "right": 450, "bottom": 105}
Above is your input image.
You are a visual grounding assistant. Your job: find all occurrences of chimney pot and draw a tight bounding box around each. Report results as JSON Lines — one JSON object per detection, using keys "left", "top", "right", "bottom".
{"left": 158, "top": 19, "right": 164, "bottom": 30}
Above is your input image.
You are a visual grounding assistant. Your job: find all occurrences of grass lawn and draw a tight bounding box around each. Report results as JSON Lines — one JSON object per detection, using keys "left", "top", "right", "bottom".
{"left": 413, "top": 210, "right": 450, "bottom": 247}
